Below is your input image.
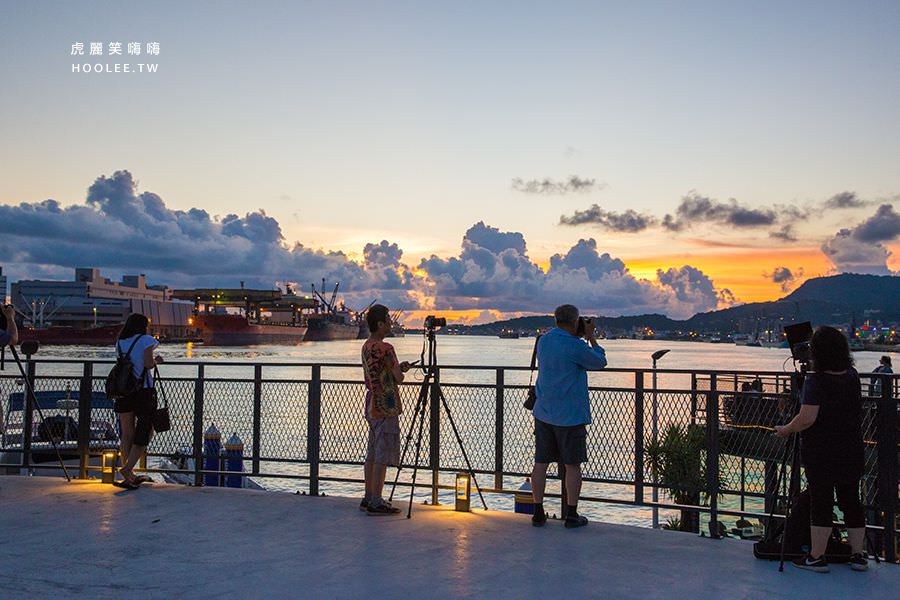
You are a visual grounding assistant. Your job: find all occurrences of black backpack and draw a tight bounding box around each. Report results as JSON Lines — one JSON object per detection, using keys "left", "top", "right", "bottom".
{"left": 106, "top": 336, "right": 145, "bottom": 399}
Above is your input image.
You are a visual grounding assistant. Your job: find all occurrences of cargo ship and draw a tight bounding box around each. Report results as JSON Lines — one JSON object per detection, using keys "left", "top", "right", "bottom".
{"left": 303, "top": 282, "right": 367, "bottom": 342}
{"left": 172, "top": 286, "right": 316, "bottom": 346}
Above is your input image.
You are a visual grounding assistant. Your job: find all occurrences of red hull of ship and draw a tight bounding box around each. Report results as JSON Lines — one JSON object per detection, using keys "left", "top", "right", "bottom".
{"left": 18, "top": 326, "right": 122, "bottom": 346}
{"left": 194, "top": 314, "right": 308, "bottom": 346}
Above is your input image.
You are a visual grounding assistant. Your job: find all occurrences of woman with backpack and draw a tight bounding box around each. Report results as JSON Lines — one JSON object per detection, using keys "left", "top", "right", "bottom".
{"left": 114, "top": 313, "right": 164, "bottom": 488}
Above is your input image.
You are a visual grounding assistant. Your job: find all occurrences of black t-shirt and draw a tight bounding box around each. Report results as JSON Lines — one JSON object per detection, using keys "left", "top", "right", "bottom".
{"left": 800, "top": 368, "right": 865, "bottom": 478}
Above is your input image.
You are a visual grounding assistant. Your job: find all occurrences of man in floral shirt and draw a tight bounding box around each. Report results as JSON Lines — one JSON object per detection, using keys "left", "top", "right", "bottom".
{"left": 360, "top": 304, "right": 411, "bottom": 515}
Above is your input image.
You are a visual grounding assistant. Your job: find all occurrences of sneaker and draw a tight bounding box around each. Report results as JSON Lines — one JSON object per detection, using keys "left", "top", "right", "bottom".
{"left": 849, "top": 553, "right": 868, "bottom": 572}
{"left": 564, "top": 514, "right": 589, "bottom": 529}
{"left": 366, "top": 501, "right": 401, "bottom": 516}
{"left": 791, "top": 553, "right": 830, "bottom": 573}
{"left": 359, "top": 498, "right": 368, "bottom": 512}
{"left": 531, "top": 510, "right": 547, "bottom": 527}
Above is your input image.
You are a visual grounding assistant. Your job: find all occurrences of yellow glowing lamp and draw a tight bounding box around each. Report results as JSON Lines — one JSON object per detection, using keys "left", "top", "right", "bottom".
{"left": 455, "top": 472, "right": 471, "bottom": 512}
{"left": 101, "top": 451, "right": 117, "bottom": 484}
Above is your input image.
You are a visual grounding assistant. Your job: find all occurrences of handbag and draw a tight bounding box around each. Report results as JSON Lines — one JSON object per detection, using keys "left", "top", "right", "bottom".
{"left": 152, "top": 366, "right": 171, "bottom": 432}
{"left": 523, "top": 334, "right": 542, "bottom": 410}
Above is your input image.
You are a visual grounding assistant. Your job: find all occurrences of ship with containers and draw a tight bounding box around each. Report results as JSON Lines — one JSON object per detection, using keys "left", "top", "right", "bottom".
{"left": 8, "top": 268, "right": 195, "bottom": 345}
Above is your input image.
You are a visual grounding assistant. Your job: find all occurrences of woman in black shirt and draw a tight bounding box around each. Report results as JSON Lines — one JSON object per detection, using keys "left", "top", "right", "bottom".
{"left": 775, "top": 325, "right": 867, "bottom": 572}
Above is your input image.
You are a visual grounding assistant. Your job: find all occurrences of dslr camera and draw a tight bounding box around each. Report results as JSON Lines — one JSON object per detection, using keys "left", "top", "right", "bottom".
{"left": 424, "top": 315, "right": 447, "bottom": 329}
{"left": 575, "top": 316, "right": 593, "bottom": 337}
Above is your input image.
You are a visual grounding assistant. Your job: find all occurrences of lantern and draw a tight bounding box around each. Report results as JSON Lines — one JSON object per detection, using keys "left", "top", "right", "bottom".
{"left": 101, "top": 451, "right": 117, "bottom": 484}
{"left": 455, "top": 472, "right": 471, "bottom": 512}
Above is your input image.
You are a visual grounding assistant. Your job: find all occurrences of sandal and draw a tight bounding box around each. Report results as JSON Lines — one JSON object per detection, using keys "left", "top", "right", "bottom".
{"left": 133, "top": 475, "right": 151, "bottom": 484}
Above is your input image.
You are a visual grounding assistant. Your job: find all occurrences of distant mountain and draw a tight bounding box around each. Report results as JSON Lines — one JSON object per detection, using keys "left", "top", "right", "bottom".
{"left": 454, "top": 274, "right": 900, "bottom": 334}
{"left": 686, "top": 273, "right": 900, "bottom": 332}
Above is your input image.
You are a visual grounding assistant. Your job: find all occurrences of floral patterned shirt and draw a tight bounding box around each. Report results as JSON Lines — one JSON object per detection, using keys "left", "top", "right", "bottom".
{"left": 361, "top": 338, "right": 399, "bottom": 417}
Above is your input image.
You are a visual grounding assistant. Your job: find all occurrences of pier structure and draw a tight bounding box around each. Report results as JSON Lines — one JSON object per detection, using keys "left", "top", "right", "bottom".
{"left": 1, "top": 358, "right": 898, "bottom": 560}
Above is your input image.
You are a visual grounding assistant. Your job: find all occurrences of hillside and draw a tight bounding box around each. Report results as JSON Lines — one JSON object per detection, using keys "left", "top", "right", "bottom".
{"left": 453, "top": 274, "right": 899, "bottom": 334}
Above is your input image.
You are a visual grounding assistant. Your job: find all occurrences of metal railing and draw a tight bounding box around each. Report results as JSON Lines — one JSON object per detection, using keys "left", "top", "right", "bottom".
{"left": 1, "top": 358, "right": 897, "bottom": 559}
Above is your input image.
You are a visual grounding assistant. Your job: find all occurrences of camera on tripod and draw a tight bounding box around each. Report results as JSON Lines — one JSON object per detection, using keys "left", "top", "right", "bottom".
{"left": 424, "top": 315, "right": 446, "bottom": 330}
{"left": 784, "top": 321, "right": 813, "bottom": 368}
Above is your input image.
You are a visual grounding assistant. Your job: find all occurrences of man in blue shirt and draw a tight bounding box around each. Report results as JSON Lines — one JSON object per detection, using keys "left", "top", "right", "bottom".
{"left": 0, "top": 304, "right": 18, "bottom": 348}
{"left": 531, "top": 304, "right": 607, "bottom": 528}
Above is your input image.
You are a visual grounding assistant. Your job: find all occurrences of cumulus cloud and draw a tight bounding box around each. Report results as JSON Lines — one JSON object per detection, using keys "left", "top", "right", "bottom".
{"left": 821, "top": 203, "right": 899, "bottom": 274}
{"left": 511, "top": 175, "right": 599, "bottom": 195}
{"left": 417, "top": 226, "right": 733, "bottom": 318}
{"left": 764, "top": 266, "right": 804, "bottom": 292}
{"left": 559, "top": 205, "right": 657, "bottom": 232}
{"left": 0, "top": 170, "right": 419, "bottom": 308}
{"left": 1, "top": 171, "right": 741, "bottom": 320}
{"left": 656, "top": 265, "right": 732, "bottom": 313}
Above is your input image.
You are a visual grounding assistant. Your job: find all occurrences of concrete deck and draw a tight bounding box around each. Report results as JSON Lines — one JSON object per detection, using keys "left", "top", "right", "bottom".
{"left": 0, "top": 477, "right": 896, "bottom": 599}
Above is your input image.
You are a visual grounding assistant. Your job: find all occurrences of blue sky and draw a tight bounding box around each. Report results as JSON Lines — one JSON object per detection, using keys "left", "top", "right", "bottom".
{"left": 1, "top": 1, "right": 898, "bottom": 318}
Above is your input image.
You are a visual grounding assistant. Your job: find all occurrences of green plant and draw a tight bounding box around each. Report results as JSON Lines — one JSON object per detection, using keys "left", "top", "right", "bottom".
{"left": 645, "top": 423, "right": 721, "bottom": 533}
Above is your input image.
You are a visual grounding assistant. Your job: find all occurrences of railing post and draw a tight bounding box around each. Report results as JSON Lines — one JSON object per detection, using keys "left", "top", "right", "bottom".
{"left": 252, "top": 364, "right": 262, "bottom": 475}
{"left": 494, "top": 368, "right": 504, "bottom": 490}
{"left": 634, "top": 370, "right": 645, "bottom": 506}
{"left": 21, "top": 358, "right": 36, "bottom": 473}
{"left": 192, "top": 364, "right": 205, "bottom": 486}
{"left": 689, "top": 373, "right": 698, "bottom": 426}
{"left": 308, "top": 365, "right": 321, "bottom": 496}
{"left": 429, "top": 366, "right": 440, "bottom": 505}
{"left": 77, "top": 362, "right": 93, "bottom": 479}
{"left": 706, "top": 373, "right": 720, "bottom": 539}
{"left": 876, "top": 374, "right": 897, "bottom": 562}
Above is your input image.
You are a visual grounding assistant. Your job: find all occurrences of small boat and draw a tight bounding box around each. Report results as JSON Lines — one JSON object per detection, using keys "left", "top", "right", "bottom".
{"left": 498, "top": 329, "right": 520, "bottom": 339}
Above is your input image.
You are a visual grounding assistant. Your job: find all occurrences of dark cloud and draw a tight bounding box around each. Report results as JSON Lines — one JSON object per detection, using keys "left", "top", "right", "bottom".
{"left": 656, "top": 265, "right": 728, "bottom": 313}
{"left": 663, "top": 192, "right": 779, "bottom": 231}
{"left": 764, "top": 266, "right": 804, "bottom": 293}
{"left": 851, "top": 203, "right": 900, "bottom": 243}
{"left": 0, "top": 170, "right": 419, "bottom": 308}
{"left": 1, "top": 171, "right": 741, "bottom": 319}
{"left": 769, "top": 224, "right": 798, "bottom": 242}
{"left": 559, "top": 205, "right": 657, "bottom": 232}
{"left": 511, "top": 175, "right": 599, "bottom": 195}
{"left": 820, "top": 204, "right": 899, "bottom": 274}
{"left": 823, "top": 191, "right": 866, "bottom": 209}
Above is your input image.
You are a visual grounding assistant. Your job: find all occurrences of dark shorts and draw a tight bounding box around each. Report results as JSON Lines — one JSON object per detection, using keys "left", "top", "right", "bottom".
{"left": 115, "top": 388, "right": 158, "bottom": 447}
{"left": 534, "top": 418, "right": 587, "bottom": 465}
{"left": 114, "top": 387, "right": 157, "bottom": 415}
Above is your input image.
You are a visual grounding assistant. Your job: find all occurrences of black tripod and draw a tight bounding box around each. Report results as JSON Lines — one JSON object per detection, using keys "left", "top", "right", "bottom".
{"left": 388, "top": 324, "right": 487, "bottom": 518}
{"left": 3, "top": 342, "right": 71, "bottom": 481}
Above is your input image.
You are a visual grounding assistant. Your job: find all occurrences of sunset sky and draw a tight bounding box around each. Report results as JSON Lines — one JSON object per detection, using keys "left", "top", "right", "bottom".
{"left": 1, "top": 2, "right": 898, "bottom": 322}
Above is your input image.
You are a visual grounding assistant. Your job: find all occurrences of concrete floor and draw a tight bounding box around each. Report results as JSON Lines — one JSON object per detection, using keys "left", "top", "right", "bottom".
{"left": 0, "top": 476, "right": 896, "bottom": 600}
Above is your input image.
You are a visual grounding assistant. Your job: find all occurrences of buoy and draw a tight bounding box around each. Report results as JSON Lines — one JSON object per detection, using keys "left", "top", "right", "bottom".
{"left": 514, "top": 477, "right": 535, "bottom": 515}
{"left": 203, "top": 423, "right": 221, "bottom": 487}
{"left": 223, "top": 432, "right": 244, "bottom": 489}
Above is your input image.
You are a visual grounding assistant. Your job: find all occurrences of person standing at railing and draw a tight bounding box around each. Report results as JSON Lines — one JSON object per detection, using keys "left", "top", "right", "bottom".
{"left": 114, "top": 313, "right": 164, "bottom": 489}
{"left": 1, "top": 304, "right": 19, "bottom": 347}
{"left": 360, "top": 304, "right": 411, "bottom": 515}
{"left": 775, "top": 326, "right": 867, "bottom": 573}
{"left": 871, "top": 355, "right": 892, "bottom": 397}
{"left": 530, "top": 304, "right": 607, "bottom": 528}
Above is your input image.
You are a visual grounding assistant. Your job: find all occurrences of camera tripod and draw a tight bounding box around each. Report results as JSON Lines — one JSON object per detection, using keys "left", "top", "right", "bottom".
{"left": 388, "top": 324, "right": 487, "bottom": 518}
{"left": 2, "top": 342, "right": 71, "bottom": 481}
